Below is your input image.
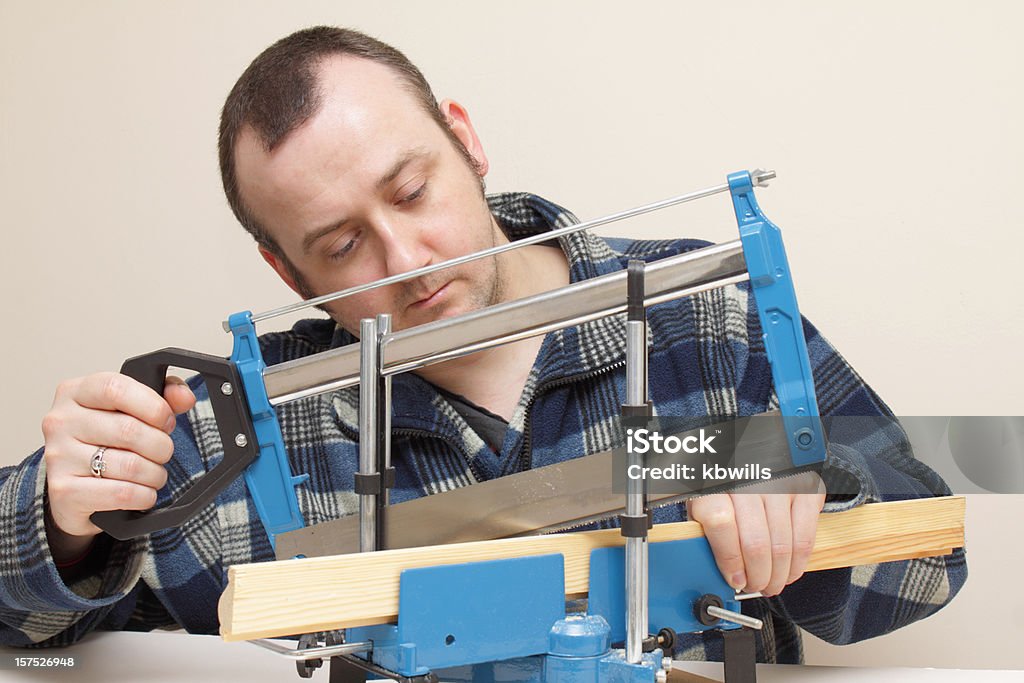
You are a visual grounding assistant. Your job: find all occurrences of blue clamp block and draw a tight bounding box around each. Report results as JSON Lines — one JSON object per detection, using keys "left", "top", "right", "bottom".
{"left": 227, "top": 311, "right": 306, "bottom": 549}
{"left": 589, "top": 537, "right": 741, "bottom": 642}
{"left": 350, "top": 554, "right": 566, "bottom": 677}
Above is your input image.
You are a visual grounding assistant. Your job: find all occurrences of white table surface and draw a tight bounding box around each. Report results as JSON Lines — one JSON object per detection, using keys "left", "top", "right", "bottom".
{"left": 1, "top": 631, "right": 1020, "bottom": 682}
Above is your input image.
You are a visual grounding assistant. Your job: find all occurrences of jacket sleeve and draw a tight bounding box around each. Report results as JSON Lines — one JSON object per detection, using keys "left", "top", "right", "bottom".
{"left": 0, "top": 331, "right": 332, "bottom": 647}
{"left": 0, "top": 448, "right": 149, "bottom": 646}
{"left": 0, "top": 395, "right": 223, "bottom": 647}
{"left": 767, "top": 315, "right": 967, "bottom": 644}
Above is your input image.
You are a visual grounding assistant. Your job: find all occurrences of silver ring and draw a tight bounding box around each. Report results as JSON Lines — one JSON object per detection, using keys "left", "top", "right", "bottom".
{"left": 90, "top": 447, "right": 108, "bottom": 478}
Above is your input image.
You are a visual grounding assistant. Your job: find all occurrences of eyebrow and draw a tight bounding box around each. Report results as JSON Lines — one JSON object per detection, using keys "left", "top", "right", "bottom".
{"left": 302, "top": 219, "right": 348, "bottom": 255}
{"left": 301, "top": 147, "right": 432, "bottom": 255}
{"left": 376, "top": 146, "right": 430, "bottom": 191}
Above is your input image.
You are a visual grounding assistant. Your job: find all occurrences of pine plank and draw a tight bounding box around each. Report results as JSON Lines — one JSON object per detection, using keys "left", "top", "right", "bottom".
{"left": 219, "top": 496, "right": 965, "bottom": 641}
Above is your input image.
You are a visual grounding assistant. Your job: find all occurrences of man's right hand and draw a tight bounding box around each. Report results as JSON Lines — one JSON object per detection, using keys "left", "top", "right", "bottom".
{"left": 41, "top": 373, "right": 196, "bottom": 562}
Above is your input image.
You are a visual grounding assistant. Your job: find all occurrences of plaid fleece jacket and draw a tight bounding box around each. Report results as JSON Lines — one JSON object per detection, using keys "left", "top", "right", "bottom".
{"left": 1, "top": 193, "right": 965, "bottom": 663}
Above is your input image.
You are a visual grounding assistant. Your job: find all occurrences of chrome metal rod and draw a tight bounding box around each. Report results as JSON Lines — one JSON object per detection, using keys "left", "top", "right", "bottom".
{"left": 250, "top": 638, "right": 372, "bottom": 661}
{"left": 624, "top": 260, "right": 650, "bottom": 664}
{"left": 264, "top": 241, "right": 747, "bottom": 405}
{"left": 641, "top": 541, "right": 649, "bottom": 656}
{"left": 625, "top": 535, "right": 645, "bottom": 664}
{"left": 625, "top": 313, "right": 648, "bottom": 664}
{"left": 358, "top": 317, "right": 378, "bottom": 553}
{"left": 625, "top": 321, "right": 647, "bottom": 406}
{"left": 237, "top": 170, "right": 774, "bottom": 328}
{"left": 707, "top": 605, "right": 763, "bottom": 630}
{"left": 378, "top": 314, "right": 392, "bottom": 508}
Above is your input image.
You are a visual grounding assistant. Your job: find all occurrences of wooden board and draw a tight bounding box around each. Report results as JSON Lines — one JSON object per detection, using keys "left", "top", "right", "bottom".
{"left": 219, "top": 496, "right": 965, "bottom": 641}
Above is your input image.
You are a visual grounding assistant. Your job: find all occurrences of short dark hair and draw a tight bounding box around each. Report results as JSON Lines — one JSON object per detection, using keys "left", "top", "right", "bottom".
{"left": 218, "top": 26, "right": 475, "bottom": 258}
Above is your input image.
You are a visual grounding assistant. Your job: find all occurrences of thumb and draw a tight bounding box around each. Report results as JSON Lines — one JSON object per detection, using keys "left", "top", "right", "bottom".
{"left": 163, "top": 376, "right": 197, "bottom": 416}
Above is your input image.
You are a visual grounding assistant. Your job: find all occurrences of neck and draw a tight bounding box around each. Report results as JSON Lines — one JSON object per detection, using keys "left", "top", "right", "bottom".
{"left": 415, "top": 242, "right": 570, "bottom": 421}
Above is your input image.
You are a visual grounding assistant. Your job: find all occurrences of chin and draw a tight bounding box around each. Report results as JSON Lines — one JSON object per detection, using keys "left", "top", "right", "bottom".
{"left": 403, "top": 306, "right": 459, "bottom": 330}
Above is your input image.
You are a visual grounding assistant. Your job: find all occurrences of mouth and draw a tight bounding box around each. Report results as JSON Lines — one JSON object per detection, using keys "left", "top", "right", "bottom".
{"left": 410, "top": 281, "right": 452, "bottom": 310}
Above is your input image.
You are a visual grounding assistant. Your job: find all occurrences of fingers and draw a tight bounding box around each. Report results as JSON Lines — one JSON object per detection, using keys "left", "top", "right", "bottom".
{"left": 49, "top": 477, "right": 160, "bottom": 537}
{"left": 690, "top": 490, "right": 826, "bottom": 598}
{"left": 42, "top": 371, "right": 190, "bottom": 540}
{"left": 761, "top": 494, "right": 794, "bottom": 596}
{"left": 50, "top": 475, "right": 160, "bottom": 516}
{"left": 88, "top": 447, "right": 169, "bottom": 490}
{"left": 688, "top": 495, "right": 747, "bottom": 590}
{"left": 63, "top": 372, "right": 177, "bottom": 432}
{"left": 788, "top": 492, "right": 826, "bottom": 584}
{"left": 731, "top": 493, "right": 773, "bottom": 595}
{"left": 62, "top": 406, "right": 175, "bottom": 465}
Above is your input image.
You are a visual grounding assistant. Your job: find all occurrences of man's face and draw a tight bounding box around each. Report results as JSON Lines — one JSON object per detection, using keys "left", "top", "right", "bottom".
{"left": 234, "top": 56, "right": 507, "bottom": 335}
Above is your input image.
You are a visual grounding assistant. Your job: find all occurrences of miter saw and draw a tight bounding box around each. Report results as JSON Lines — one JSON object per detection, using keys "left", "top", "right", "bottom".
{"left": 91, "top": 170, "right": 827, "bottom": 682}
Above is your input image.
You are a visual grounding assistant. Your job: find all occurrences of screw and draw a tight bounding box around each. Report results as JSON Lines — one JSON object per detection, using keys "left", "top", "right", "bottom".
{"left": 221, "top": 382, "right": 233, "bottom": 396}
{"left": 235, "top": 434, "right": 248, "bottom": 448}
{"left": 655, "top": 669, "right": 668, "bottom": 683}
{"left": 706, "top": 605, "right": 763, "bottom": 630}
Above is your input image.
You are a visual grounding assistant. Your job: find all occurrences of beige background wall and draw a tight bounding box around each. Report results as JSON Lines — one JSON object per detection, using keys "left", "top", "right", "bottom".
{"left": 1, "top": 0, "right": 1021, "bottom": 670}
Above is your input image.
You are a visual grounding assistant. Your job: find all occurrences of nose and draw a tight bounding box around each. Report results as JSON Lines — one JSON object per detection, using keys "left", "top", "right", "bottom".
{"left": 375, "top": 215, "right": 431, "bottom": 277}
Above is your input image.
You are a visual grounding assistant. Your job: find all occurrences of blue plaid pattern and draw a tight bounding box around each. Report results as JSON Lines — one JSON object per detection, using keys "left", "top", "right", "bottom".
{"left": 0, "top": 193, "right": 965, "bottom": 664}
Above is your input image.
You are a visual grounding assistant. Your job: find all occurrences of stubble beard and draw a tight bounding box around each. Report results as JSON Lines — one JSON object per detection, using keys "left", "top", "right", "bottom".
{"left": 406, "top": 221, "right": 506, "bottom": 327}
{"left": 286, "top": 215, "right": 507, "bottom": 335}
{"left": 472, "top": 220, "right": 507, "bottom": 311}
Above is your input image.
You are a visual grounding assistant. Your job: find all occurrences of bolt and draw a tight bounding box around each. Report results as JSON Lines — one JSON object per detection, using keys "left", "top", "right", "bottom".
{"left": 235, "top": 433, "right": 248, "bottom": 448}
{"left": 752, "top": 168, "right": 775, "bottom": 186}
{"left": 220, "top": 382, "right": 233, "bottom": 396}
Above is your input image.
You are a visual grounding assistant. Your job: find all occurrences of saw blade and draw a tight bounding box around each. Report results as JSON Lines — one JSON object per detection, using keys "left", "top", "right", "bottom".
{"left": 274, "top": 410, "right": 813, "bottom": 560}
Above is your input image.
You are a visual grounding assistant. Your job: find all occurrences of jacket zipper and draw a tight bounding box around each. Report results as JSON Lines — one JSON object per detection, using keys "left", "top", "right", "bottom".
{"left": 391, "top": 427, "right": 488, "bottom": 484}
{"left": 516, "top": 359, "right": 627, "bottom": 473}
{"left": 336, "top": 421, "right": 486, "bottom": 487}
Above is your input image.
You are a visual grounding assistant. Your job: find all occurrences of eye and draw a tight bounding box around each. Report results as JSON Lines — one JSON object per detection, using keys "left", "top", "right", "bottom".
{"left": 398, "top": 182, "right": 427, "bottom": 205}
{"left": 327, "top": 231, "right": 360, "bottom": 262}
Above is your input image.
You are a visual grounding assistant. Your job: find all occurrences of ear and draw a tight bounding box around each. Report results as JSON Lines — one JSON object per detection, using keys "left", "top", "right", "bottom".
{"left": 259, "top": 246, "right": 306, "bottom": 299}
{"left": 439, "top": 99, "right": 489, "bottom": 176}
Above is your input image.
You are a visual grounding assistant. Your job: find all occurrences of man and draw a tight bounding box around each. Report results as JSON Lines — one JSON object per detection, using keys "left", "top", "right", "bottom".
{"left": 0, "top": 27, "right": 964, "bottom": 664}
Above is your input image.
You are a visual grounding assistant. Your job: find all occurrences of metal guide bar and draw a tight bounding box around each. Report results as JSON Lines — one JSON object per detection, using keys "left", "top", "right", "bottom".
{"left": 234, "top": 170, "right": 775, "bottom": 329}
{"left": 624, "top": 260, "right": 649, "bottom": 664}
{"left": 263, "top": 240, "right": 748, "bottom": 405}
{"left": 358, "top": 317, "right": 378, "bottom": 553}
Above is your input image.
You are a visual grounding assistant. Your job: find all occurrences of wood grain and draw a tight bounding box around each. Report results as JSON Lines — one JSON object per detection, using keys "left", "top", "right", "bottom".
{"left": 219, "top": 496, "right": 965, "bottom": 641}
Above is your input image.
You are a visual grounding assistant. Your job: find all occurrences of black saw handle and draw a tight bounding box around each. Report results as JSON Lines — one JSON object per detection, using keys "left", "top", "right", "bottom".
{"left": 90, "top": 348, "right": 258, "bottom": 539}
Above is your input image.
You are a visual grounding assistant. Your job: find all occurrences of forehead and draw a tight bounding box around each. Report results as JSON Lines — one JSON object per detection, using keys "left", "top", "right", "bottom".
{"left": 307, "top": 54, "right": 431, "bottom": 140}
{"left": 233, "top": 56, "right": 442, "bottom": 233}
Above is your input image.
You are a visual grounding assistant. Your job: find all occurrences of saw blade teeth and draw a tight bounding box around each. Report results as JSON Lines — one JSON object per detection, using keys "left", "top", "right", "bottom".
{"left": 528, "top": 466, "right": 823, "bottom": 536}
